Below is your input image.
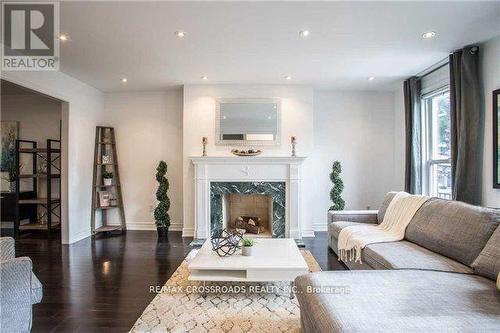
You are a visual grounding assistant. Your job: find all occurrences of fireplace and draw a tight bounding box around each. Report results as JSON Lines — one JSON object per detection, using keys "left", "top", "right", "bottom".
{"left": 211, "top": 182, "right": 285, "bottom": 238}
{"left": 190, "top": 156, "right": 306, "bottom": 242}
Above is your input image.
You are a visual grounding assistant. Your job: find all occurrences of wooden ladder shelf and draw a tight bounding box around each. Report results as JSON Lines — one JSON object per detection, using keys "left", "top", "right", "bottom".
{"left": 91, "top": 127, "right": 126, "bottom": 234}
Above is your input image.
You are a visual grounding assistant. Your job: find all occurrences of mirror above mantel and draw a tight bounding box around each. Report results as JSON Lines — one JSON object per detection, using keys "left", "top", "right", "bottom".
{"left": 215, "top": 98, "right": 281, "bottom": 146}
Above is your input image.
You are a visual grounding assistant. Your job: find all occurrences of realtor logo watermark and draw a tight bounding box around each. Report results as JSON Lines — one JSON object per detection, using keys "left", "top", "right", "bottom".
{"left": 2, "top": 2, "right": 59, "bottom": 71}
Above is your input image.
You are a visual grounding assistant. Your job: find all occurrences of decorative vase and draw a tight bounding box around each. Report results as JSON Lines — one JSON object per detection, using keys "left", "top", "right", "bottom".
{"left": 242, "top": 246, "right": 253, "bottom": 256}
{"left": 157, "top": 226, "right": 169, "bottom": 239}
{"left": 104, "top": 178, "right": 112, "bottom": 186}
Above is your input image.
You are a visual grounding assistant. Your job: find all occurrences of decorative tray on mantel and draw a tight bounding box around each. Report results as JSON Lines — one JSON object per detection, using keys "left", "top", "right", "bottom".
{"left": 231, "top": 149, "right": 262, "bottom": 157}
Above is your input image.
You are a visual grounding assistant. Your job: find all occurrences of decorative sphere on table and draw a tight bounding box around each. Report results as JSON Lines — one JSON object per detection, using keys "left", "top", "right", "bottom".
{"left": 210, "top": 229, "right": 244, "bottom": 257}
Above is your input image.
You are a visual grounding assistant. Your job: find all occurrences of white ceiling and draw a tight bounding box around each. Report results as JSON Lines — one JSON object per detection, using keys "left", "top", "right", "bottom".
{"left": 59, "top": 1, "right": 500, "bottom": 92}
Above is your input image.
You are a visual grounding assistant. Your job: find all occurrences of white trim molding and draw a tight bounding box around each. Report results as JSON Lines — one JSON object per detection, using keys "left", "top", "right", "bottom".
{"left": 302, "top": 229, "right": 315, "bottom": 237}
{"left": 182, "top": 227, "right": 195, "bottom": 237}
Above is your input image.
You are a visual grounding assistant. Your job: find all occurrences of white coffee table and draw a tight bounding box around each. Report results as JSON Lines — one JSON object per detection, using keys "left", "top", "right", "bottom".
{"left": 188, "top": 238, "right": 309, "bottom": 297}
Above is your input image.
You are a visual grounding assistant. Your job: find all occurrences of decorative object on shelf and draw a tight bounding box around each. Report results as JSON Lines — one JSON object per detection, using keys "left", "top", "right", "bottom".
{"left": 231, "top": 149, "right": 262, "bottom": 157}
{"left": 98, "top": 191, "right": 111, "bottom": 207}
{"left": 1, "top": 121, "right": 18, "bottom": 192}
{"left": 38, "top": 207, "right": 47, "bottom": 225}
{"left": 102, "top": 155, "right": 112, "bottom": 164}
{"left": 329, "top": 161, "right": 345, "bottom": 210}
{"left": 37, "top": 159, "right": 48, "bottom": 174}
{"left": 241, "top": 237, "right": 255, "bottom": 256}
{"left": 102, "top": 171, "right": 113, "bottom": 186}
{"left": 210, "top": 228, "right": 243, "bottom": 257}
{"left": 91, "top": 126, "right": 126, "bottom": 235}
{"left": 109, "top": 193, "right": 118, "bottom": 207}
{"left": 291, "top": 136, "right": 297, "bottom": 157}
{"left": 202, "top": 137, "right": 207, "bottom": 157}
{"left": 154, "top": 160, "right": 171, "bottom": 238}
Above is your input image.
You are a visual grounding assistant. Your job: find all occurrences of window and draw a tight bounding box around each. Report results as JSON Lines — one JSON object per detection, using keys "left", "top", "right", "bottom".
{"left": 422, "top": 88, "right": 452, "bottom": 199}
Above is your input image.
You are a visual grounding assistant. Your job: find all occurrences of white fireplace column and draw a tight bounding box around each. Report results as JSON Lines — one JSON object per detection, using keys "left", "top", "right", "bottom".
{"left": 191, "top": 156, "right": 306, "bottom": 241}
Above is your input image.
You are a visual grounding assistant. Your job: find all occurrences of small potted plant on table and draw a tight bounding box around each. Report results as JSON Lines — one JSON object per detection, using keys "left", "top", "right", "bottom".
{"left": 102, "top": 171, "right": 113, "bottom": 186}
{"left": 241, "top": 238, "right": 255, "bottom": 256}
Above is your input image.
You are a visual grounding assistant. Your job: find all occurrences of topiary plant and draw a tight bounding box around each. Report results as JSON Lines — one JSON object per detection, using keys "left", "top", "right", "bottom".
{"left": 154, "top": 161, "right": 170, "bottom": 229}
{"left": 329, "top": 161, "right": 345, "bottom": 211}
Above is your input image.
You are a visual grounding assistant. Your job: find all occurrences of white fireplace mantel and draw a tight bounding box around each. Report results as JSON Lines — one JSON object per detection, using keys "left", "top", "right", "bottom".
{"left": 191, "top": 156, "right": 306, "bottom": 240}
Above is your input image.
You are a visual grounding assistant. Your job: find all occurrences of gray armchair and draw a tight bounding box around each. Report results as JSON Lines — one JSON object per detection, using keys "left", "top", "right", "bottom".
{"left": 0, "top": 237, "right": 42, "bottom": 332}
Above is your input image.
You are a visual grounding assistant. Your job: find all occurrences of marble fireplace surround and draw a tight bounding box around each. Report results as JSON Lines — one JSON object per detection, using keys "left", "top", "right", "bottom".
{"left": 191, "top": 156, "right": 306, "bottom": 241}
{"left": 211, "top": 182, "right": 286, "bottom": 238}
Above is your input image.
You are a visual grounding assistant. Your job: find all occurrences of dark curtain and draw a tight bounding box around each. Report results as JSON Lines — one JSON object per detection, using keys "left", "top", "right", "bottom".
{"left": 404, "top": 77, "right": 422, "bottom": 194}
{"left": 449, "top": 46, "right": 483, "bottom": 204}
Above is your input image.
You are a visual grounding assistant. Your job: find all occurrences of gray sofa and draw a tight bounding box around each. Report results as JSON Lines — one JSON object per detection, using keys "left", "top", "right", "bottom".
{"left": 0, "top": 237, "right": 43, "bottom": 332}
{"left": 295, "top": 193, "right": 500, "bottom": 332}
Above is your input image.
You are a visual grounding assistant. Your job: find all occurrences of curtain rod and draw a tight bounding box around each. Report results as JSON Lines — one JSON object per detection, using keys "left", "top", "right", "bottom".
{"left": 416, "top": 56, "right": 449, "bottom": 79}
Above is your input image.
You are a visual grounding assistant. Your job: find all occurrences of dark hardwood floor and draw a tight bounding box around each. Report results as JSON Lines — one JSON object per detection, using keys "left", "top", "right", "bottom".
{"left": 12, "top": 230, "right": 344, "bottom": 332}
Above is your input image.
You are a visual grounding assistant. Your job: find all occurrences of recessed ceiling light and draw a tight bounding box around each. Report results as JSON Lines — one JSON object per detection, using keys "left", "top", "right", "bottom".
{"left": 422, "top": 31, "right": 436, "bottom": 39}
{"left": 201, "top": 76, "right": 208, "bottom": 80}
{"left": 284, "top": 76, "right": 292, "bottom": 80}
{"left": 59, "top": 33, "right": 70, "bottom": 41}
{"left": 120, "top": 78, "right": 128, "bottom": 83}
{"left": 368, "top": 76, "right": 375, "bottom": 81}
{"left": 174, "top": 30, "right": 186, "bottom": 38}
{"left": 299, "top": 30, "right": 310, "bottom": 38}
{"left": 222, "top": 116, "right": 227, "bottom": 119}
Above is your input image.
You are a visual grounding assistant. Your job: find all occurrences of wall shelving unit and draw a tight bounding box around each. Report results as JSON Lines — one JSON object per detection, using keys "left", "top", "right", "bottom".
{"left": 14, "top": 139, "right": 61, "bottom": 238}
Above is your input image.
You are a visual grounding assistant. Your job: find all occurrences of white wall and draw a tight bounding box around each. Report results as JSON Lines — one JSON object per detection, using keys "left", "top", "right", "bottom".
{"left": 311, "top": 91, "right": 398, "bottom": 230}
{"left": 102, "top": 90, "right": 183, "bottom": 230}
{"left": 1, "top": 71, "right": 105, "bottom": 244}
{"left": 480, "top": 36, "right": 500, "bottom": 208}
{"left": 1, "top": 94, "right": 62, "bottom": 194}
{"left": 1, "top": 95, "right": 61, "bottom": 145}
{"left": 182, "top": 85, "right": 315, "bottom": 237}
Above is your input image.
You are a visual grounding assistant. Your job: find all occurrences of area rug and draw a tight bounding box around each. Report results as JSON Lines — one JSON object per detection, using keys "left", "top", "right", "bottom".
{"left": 130, "top": 249, "right": 321, "bottom": 333}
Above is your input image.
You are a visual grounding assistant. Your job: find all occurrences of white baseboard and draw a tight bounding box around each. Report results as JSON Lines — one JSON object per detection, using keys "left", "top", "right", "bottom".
{"left": 67, "top": 228, "right": 91, "bottom": 244}
{"left": 126, "top": 222, "right": 156, "bottom": 231}
{"left": 169, "top": 223, "right": 183, "bottom": 231}
{"left": 126, "top": 222, "right": 183, "bottom": 231}
{"left": 302, "top": 228, "right": 315, "bottom": 237}
{"left": 313, "top": 223, "right": 328, "bottom": 232}
{"left": 182, "top": 227, "right": 194, "bottom": 237}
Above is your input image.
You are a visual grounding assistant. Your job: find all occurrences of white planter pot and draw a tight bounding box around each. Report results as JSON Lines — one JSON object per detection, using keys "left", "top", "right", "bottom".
{"left": 104, "top": 178, "right": 112, "bottom": 186}
{"left": 242, "top": 246, "right": 253, "bottom": 256}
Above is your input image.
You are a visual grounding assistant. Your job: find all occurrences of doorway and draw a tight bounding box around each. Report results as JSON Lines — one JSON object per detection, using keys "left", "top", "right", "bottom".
{"left": 1, "top": 79, "right": 67, "bottom": 240}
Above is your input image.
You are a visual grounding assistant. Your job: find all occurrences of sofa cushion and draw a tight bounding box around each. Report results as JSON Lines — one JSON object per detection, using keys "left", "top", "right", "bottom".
{"left": 328, "top": 222, "right": 471, "bottom": 273}
{"left": 472, "top": 225, "right": 500, "bottom": 280}
{"left": 328, "top": 221, "right": 362, "bottom": 239}
{"left": 31, "top": 273, "right": 43, "bottom": 304}
{"left": 377, "top": 191, "right": 397, "bottom": 223}
{"left": 295, "top": 270, "right": 500, "bottom": 332}
{"left": 405, "top": 198, "right": 500, "bottom": 266}
{"left": 363, "top": 241, "right": 473, "bottom": 273}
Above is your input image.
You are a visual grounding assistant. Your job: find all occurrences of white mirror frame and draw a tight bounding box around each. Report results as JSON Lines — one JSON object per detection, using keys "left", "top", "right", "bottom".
{"left": 215, "top": 98, "right": 281, "bottom": 146}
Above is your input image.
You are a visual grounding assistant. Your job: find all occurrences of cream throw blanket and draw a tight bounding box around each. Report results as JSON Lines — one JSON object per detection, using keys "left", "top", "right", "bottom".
{"left": 337, "top": 192, "right": 430, "bottom": 263}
